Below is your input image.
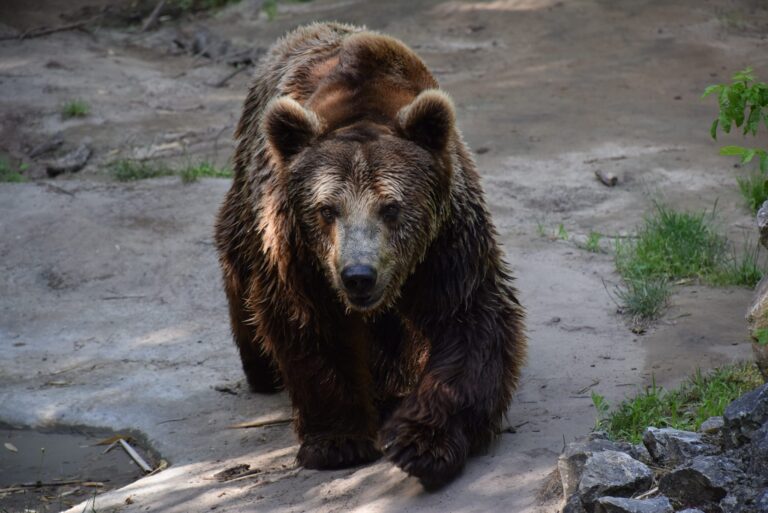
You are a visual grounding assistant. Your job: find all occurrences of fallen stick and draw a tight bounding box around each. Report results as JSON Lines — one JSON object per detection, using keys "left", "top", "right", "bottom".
{"left": 211, "top": 65, "right": 250, "bottom": 88}
{"left": 142, "top": 0, "right": 167, "bottom": 32}
{"left": 228, "top": 417, "right": 293, "bottom": 429}
{"left": 119, "top": 439, "right": 153, "bottom": 473}
{"left": 0, "top": 480, "right": 105, "bottom": 492}
{"left": 0, "top": 15, "right": 103, "bottom": 41}
{"left": 594, "top": 169, "right": 618, "bottom": 187}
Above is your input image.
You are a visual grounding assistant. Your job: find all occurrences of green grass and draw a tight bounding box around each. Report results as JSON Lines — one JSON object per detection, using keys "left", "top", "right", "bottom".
{"left": 0, "top": 158, "right": 26, "bottom": 182}
{"left": 737, "top": 169, "right": 768, "bottom": 213}
{"left": 110, "top": 159, "right": 233, "bottom": 183}
{"left": 61, "top": 99, "right": 89, "bottom": 119}
{"left": 110, "top": 160, "right": 174, "bottom": 182}
{"left": 173, "top": 0, "right": 241, "bottom": 10}
{"left": 613, "top": 277, "right": 671, "bottom": 321}
{"left": 585, "top": 231, "right": 603, "bottom": 253}
{"left": 613, "top": 202, "right": 765, "bottom": 321}
{"left": 592, "top": 362, "right": 764, "bottom": 443}
{"left": 179, "top": 161, "right": 232, "bottom": 183}
{"left": 615, "top": 203, "right": 727, "bottom": 281}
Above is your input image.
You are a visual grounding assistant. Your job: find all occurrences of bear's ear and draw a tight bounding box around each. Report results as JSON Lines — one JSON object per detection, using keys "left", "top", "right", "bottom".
{"left": 263, "top": 97, "right": 322, "bottom": 164}
{"left": 396, "top": 89, "right": 456, "bottom": 152}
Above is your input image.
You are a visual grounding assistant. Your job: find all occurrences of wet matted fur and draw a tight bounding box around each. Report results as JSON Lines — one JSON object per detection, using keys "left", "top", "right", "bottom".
{"left": 214, "top": 22, "right": 526, "bottom": 490}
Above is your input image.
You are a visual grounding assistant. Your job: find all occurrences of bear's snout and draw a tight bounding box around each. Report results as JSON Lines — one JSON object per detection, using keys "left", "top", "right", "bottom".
{"left": 341, "top": 264, "right": 378, "bottom": 301}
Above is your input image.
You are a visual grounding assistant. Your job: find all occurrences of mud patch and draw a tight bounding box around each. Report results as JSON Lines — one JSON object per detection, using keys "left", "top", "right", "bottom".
{"left": 643, "top": 286, "right": 754, "bottom": 388}
{"left": 0, "top": 424, "right": 160, "bottom": 512}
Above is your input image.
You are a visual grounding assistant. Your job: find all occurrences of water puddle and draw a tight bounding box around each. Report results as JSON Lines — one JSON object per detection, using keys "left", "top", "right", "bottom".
{"left": 0, "top": 423, "right": 161, "bottom": 512}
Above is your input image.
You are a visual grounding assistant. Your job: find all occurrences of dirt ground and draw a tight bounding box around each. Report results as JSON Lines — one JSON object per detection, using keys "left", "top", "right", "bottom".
{"left": 1, "top": 0, "right": 767, "bottom": 511}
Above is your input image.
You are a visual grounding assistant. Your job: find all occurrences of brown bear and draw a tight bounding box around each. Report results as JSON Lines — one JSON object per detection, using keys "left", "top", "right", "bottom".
{"left": 214, "top": 22, "right": 526, "bottom": 490}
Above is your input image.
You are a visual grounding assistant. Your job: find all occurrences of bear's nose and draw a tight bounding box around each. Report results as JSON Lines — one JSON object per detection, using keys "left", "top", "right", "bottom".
{"left": 341, "top": 265, "right": 377, "bottom": 296}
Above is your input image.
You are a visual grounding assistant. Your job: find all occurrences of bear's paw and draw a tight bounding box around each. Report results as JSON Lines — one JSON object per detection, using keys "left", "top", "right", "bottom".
{"left": 297, "top": 435, "right": 381, "bottom": 470}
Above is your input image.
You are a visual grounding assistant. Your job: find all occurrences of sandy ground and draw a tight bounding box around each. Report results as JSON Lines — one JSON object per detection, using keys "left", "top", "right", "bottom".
{"left": 1, "top": 0, "right": 767, "bottom": 511}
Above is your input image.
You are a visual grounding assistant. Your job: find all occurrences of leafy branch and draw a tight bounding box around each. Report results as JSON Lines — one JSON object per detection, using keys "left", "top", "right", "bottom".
{"left": 704, "top": 67, "right": 768, "bottom": 173}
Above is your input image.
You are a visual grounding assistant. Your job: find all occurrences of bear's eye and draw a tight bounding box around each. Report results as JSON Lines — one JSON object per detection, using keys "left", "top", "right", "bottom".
{"left": 319, "top": 206, "right": 338, "bottom": 223}
{"left": 380, "top": 203, "right": 401, "bottom": 223}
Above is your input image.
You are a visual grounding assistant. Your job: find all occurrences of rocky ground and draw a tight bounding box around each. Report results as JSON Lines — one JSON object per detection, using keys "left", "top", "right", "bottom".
{"left": 1, "top": 0, "right": 767, "bottom": 512}
{"left": 558, "top": 383, "right": 768, "bottom": 513}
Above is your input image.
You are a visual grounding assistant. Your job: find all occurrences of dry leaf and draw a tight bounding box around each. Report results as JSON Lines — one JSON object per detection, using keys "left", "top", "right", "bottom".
{"left": 4, "top": 442, "right": 18, "bottom": 452}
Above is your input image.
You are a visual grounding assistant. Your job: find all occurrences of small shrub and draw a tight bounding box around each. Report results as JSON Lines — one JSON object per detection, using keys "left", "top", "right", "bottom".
{"left": 594, "top": 363, "right": 763, "bottom": 443}
{"left": 61, "top": 100, "right": 90, "bottom": 119}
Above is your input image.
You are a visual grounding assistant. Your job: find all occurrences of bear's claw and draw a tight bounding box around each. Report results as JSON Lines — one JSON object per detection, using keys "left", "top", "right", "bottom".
{"left": 380, "top": 418, "right": 469, "bottom": 491}
{"left": 297, "top": 435, "right": 381, "bottom": 470}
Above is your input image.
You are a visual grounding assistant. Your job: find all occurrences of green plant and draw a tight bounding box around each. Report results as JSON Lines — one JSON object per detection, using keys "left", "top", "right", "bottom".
{"left": 613, "top": 276, "right": 670, "bottom": 321}
{"left": 615, "top": 203, "right": 727, "bottom": 282}
{"left": 0, "top": 158, "right": 26, "bottom": 182}
{"left": 613, "top": 202, "right": 765, "bottom": 320}
{"left": 173, "top": 0, "right": 240, "bottom": 10}
{"left": 591, "top": 391, "right": 610, "bottom": 430}
{"left": 755, "top": 327, "right": 768, "bottom": 346}
{"left": 110, "top": 160, "right": 174, "bottom": 181}
{"left": 710, "top": 239, "right": 763, "bottom": 287}
{"left": 180, "top": 161, "right": 232, "bottom": 183}
{"left": 585, "top": 231, "right": 602, "bottom": 253}
{"left": 704, "top": 67, "right": 768, "bottom": 211}
{"left": 61, "top": 99, "right": 90, "bottom": 119}
{"left": 263, "top": 0, "right": 278, "bottom": 19}
{"left": 557, "top": 223, "right": 569, "bottom": 240}
{"left": 593, "top": 363, "right": 763, "bottom": 443}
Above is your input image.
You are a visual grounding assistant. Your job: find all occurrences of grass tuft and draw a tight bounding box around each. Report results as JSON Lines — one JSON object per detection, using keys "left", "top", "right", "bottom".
{"left": 180, "top": 161, "right": 232, "bottom": 183}
{"left": 615, "top": 203, "right": 726, "bottom": 281}
{"left": 0, "top": 158, "right": 27, "bottom": 182}
{"left": 593, "top": 362, "right": 764, "bottom": 443}
{"left": 613, "top": 202, "right": 765, "bottom": 321}
{"left": 61, "top": 99, "right": 90, "bottom": 119}
{"left": 585, "top": 231, "right": 603, "bottom": 253}
{"left": 110, "top": 160, "right": 174, "bottom": 182}
{"left": 737, "top": 169, "right": 768, "bottom": 213}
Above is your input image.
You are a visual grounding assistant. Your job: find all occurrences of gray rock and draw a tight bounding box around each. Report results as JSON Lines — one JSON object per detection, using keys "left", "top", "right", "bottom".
{"left": 659, "top": 455, "right": 745, "bottom": 506}
{"left": 595, "top": 496, "right": 673, "bottom": 513}
{"left": 558, "top": 439, "right": 633, "bottom": 497}
{"left": 700, "top": 416, "right": 724, "bottom": 434}
{"left": 563, "top": 493, "right": 587, "bottom": 513}
{"left": 45, "top": 141, "right": 92, "bottom": 177}
{"left": 757, "top": 489, "right": 768, "bottom": 513}
{"left": 579, "top": 451, "right": 653, "bottom": 508}
{"left": 723, "top": 383, "right": 768, "bottom": 448}
{"left": 630, "top": 443, "right": 653, "bottom": 465}
{"left": 643, "top": 427, "right": 718, "bottom": 466}
{"left": 750, "top": 422, "right": 768, "bottom": 477}
{"left": 676, "top": 510, "right": 705, "bottom": 513}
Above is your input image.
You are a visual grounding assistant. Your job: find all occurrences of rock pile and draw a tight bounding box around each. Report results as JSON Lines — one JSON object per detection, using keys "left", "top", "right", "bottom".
{"left": 559, "top": 383, "right": 768, "bottom": 513}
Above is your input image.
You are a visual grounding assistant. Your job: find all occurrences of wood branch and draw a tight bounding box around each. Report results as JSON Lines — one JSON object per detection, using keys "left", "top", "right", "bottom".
{"left": 228, "top": 417, "right": 293, "bottom": 429}
{"left": 142, "top": 0, "right": 167, "bottom": 32}
{"left": 119, "top": 439, "right": 153, "bottom": 473}
{"left": 594, "top": 169, "right": 618, "bottom": 187}
{"left": 210, "top": 65, "right": 250, "bottom": 88}
{"left": 0, "top": 15, "right": 103, "bottom": 41}
{"left": 0, "top": 480, "right": 105, "bottom": 493}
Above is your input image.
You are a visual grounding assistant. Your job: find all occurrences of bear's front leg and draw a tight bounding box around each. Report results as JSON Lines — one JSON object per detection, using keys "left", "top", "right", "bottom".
{"left": 271, "top": 332, "right": 383, "bottom": 470}
{"left": 381, "top": 282, "right": 524, "bottom": 490}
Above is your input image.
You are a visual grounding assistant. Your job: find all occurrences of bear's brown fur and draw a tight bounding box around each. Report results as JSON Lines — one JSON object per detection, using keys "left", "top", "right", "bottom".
{"left": 214, "top": 22, "right": 526, "bottom": 490}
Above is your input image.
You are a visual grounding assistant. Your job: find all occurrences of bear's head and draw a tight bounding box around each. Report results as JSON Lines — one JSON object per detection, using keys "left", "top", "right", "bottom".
{"left": 263, "top": 89, "right": 456, "bottom": 312}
